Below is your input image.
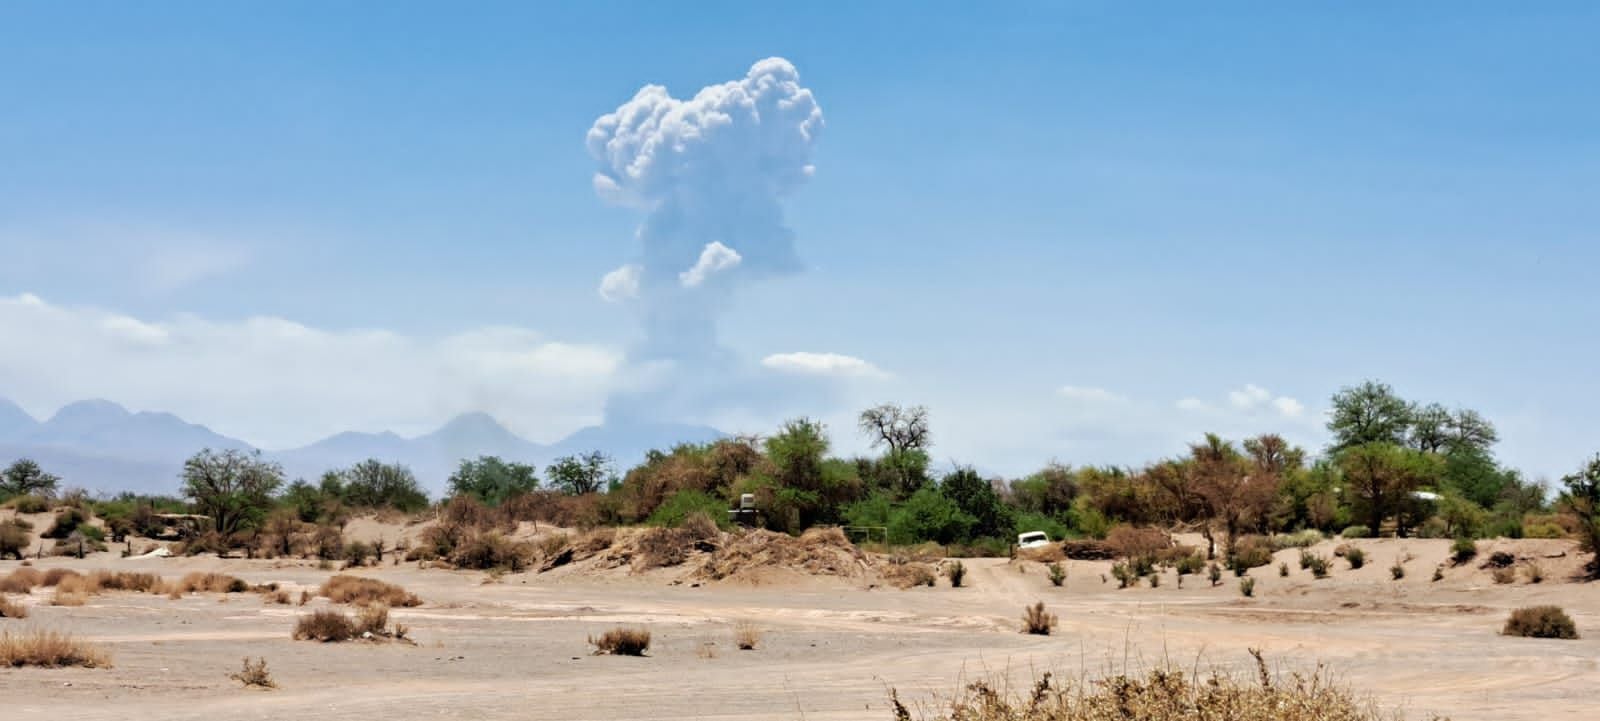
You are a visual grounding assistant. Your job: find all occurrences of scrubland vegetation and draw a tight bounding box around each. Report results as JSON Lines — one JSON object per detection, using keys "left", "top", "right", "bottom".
{"left": 0, "top": 629, "right": 109, "bottom": 668}
{"left": 892, "top": 651, "right": 1442, "bottom": 721}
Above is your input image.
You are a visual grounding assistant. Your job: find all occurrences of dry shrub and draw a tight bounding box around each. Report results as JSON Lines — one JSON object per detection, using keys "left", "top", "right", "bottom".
{"left": 450, "top": 532, "right": 533, "bottom": 571}
{"left": 1503, "top": 605, "right": 1578, "bottom": 639}
{"left": 589, "top": 626, "right": 651, "bottom": 656}
{"left": 501, "top": 490, "right": 603, "bottom": 528}
{"left": 733, "top": 622, "right": 761, "bottom": 650}
{"left": 1483, "top": 550, "right": 1516, "bottom": 569}
{"left": 1016, "top": 544, "right": 1066, "bottom": 563}
{"left": 1059, "top": 539, "right": 1115, "bottom": 560}
{"left": 0, "top": 629, "right": 110, "bottom": 668}
{"left": 0, "top": 595, "right": 27, "bottom": 618}
{"left": 1047, "top": 561, "right": 1066, "bottom": 587}
{"left": 947, "top": 560, "right": 967, "bottom": 588}
{"left": 355, "top": 604, "right": 390, "bottom": 635}
{"left": 176, "top": 572, "right": 250, "bottom": 594}
{"left": 883, "top": 560, "right": 937, "bottom": 589}
{"left": 1228, "top": 535, "right": 1274, "bottom": 571}
{"left": 229, "top": 656, "right": 276, "bottom": 688}
{"left": 267, "top": 589, "right": 292, "bottom": 605}
{"left": 1523, "top": 562, "right": 1545, "bottom": 584}
{"left": 0, "top": 520, "right": 30, "bottom": 560}
{"left": 292, "top": 609, "right": 356, "bottom": 642}
{"left": 41, "top": 568, "right": 80, "bottom": 586}
{"left": 318, "top": 575, "right": 421, "bottom": 607}
{"left": 0, "top": 567, "right": 42, "bottom": 594}
{"left": 51, "top": 589, "right": 87, "bottom": 606}
{"left": 1491, "top": 566, "right": 1516, "bottom": 584}
{"left": 1104, "top": 525, "right": 1170, "bottom": 561}
{"left": 895, "top": 651, "right": 1428, "bottom": 721}
{"left": 1021, "top": 601, "right": 1057, "bottom": 635}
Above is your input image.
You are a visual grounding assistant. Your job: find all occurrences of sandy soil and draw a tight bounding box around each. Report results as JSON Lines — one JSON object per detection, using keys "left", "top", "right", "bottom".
{"left": 1, "top": 536, "right": 1595, "bottom": 720}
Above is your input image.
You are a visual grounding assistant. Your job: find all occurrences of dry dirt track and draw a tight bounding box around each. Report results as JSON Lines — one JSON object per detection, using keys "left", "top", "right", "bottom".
{"left": 1, "top": 538, "right": 1596, "bottom": 721}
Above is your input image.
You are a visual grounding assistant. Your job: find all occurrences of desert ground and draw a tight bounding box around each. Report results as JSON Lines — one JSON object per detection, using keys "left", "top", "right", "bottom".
{"left": 0, "top": 515, "right": 1595, "bottom": 721}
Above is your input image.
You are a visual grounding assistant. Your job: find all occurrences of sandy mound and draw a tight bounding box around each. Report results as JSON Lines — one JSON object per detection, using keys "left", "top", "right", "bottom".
{"left": 693, "top": 527, "right": 872, "bottom": 584}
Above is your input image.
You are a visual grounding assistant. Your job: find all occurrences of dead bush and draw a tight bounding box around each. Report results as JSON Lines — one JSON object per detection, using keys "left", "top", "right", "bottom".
{"left": 1104, "top": 525, "right": 1170, "bottom": 562}
{"left": 1502, "top": 605, "right": 1579, "bottom": 639}
{"left": 293, "top": 609, "right": 357, "bottom": 642}
{"left": 0, "top": 629, "right": 110, "bottom": 668}
{"left": 733, "top": 622, "right": 761, "bottom": 650}
{"left": 0, "top": 520, "right": 30, "bottom": 560}
{"left": 318, "top": 575, "right": 421, "bottom": 607}
{"left": 1059, "top": 539, "right": 1115, "bottom": 560}
{"left": 1021, "top": 601, "right": 1057, "bottom": 635}
{"left": 450, "top": 532, "right": 533, "bottom": 571}
{"left": 1491, "top": 566, "right": 1516, "bottom": 584}
{"left": 41, "top": 568, "right": 80, "bottom": 586}
{"left": 0, "top": 567, "right": 42, "bottom": 594}
{"left": 175, "top": 572, "right": 250, "bottom": 594}
{"left": 355, "top": 604, "right": 390, "bottom": 636}
{"left": 589, "top": 626, "right": 651, "bottom": 656}
{"left": 229, "top": 656, "right": 276, "bottom": 688}
{"left": 51, "top": 589, "right": 87, "bottom": 606}
{"left": 0, "top": 595, "right": 27, "bottom": 618}
{"left": 883, "top": 560, "right": 937, "bottom": 589}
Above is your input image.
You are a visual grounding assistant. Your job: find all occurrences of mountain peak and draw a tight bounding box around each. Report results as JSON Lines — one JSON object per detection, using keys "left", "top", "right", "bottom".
{"left": 0, "top": 397, "right": 40, "bottom": 440}
{"left": 48, "top": 399, "right": 132, "bottom": 426}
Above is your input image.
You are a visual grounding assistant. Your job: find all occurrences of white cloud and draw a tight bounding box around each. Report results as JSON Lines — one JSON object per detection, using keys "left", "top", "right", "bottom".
{"left": 1057, "top": 386, "right": 1124, "bottom": 403}
{"left": 760, "top": 351, "right": 889, "bottom": 380}
{"left": 0, "top": 293, "right": 621, "bottom": 447}
{"left": 678, "top": 242, "right": 742, "bottom": 288}
{"left": 1273, "top": 396, "right": 1306, "bottom": 417}
{"left": 598, "top": 264, "right": 643, "bottom": 302}
{"left": 1228, "top": 383, "right": 1273, "bottom": 409}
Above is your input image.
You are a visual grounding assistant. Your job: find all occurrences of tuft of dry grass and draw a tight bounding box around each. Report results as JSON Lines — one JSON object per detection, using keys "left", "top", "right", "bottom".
{"left": 733, "top": 621, "right": 761, "bottom": 650}
{"left": 1523, "top": 562, "right": 1545, "bottom": 584}
{"left": 267, "top": 589, "right": 291, "bottom": 605}
{"left": 175, "top": 572, "right": 250, "bottom": 594}
{"left": 0, "top": 629, "right": 111, "bottom": 668}
{"left": 0, "top": 567, "right": 42, "bottom": 594}
{"left": 292, "top": 609, "right": 357, "bottom": 642}
{"left": 1021, "top": 601, "right": 1057, "bottom": 636}
{"left": 318, "top": 575, "right": 421, "bottom": 607}
{"left": 0, "top": 595, "right": 27, "bottom": 618}
{"left": 589, "top": 626, "right": 651, "bottom": 656}
{"left": 892, "top": 651, "right": 1439, "bottom": 721}
{"left": 1046, "top": 562, "right": 1066, "bottom": 587}
{"left": 229, "top": 656, "right": 276, "bottom": 689}
{"left": 51, "top": 589, "right": 88, "bottom": 606}
{"left": 1503, "top": 606, "right": 1578, "bottom": 639}
{"left": 41, "top": 568, "right": 80, "bottom": 587}
{"left": 355, "top": 604, "right": 390, "bottom": 636}
{"left": 1491, "top": 566, "right": 1516, "bottom": 585}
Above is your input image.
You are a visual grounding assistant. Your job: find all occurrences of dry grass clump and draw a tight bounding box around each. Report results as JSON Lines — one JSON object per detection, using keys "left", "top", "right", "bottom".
{"left": 0, "top": 629, "right": 111, "bottom": 668}
{"left": 175, "top": 572, "right": 250, "bottom": 594}
{"left": 229, "top": 656, "right": 276, "bottom": 689}
{"left": 1491, "top": 566, "right": 1516, "bottom": 584}
{"left": 1502, "top": 606, "right": 1578, "bottom": 639}
{"left": 51, "top": 589, "right": 88, "bottom": 606}
{"left": 589, "top": 626, "right": 651, "bottom": 656}
{"left": 891, "top": 652, "right": 1437, "bottom": 721}
{"left": 733, "top": 621, "right": 761, "bottom": 650}
{"left": 0, "top": 567, "right": 42, "bottom": 594}
{"left": 1021, "top": 601, "right": 1057, "bottom": 636}
{"left": 318, "top": 575, "right": 421, "bottom": 607}
{"left": 0, "top": 595, "right": 27, "bottom": 618}
{"left": 41, "top": 568, "right": 80, "bottom": 586}
{"left": 883, "top": 560, "right": 938, "bottom": 589}
{"left": 1046, "top": 562, "right": 1066, "bottom": 587}
{"left": 1522, "top": 562, "right": 1545, "bottom": 584}
{"left": 292, "top": 609, "right": 357, "bottom": 642}
{"left": 355, "top": 604, "right": 390, "bottom": 636}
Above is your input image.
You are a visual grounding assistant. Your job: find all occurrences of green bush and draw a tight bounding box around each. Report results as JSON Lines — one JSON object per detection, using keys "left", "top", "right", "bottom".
{"left": 1307, "top": 554, "right": 1331, "bottom": 578}
{"left": 1344, "top": 547, "right": 1365, "bottom": 569}
{"left": 1451, "top": 537, "right": 1478, "bottom": 565}
{"left": 1047, "top": 562, "right": 1066, "bottom": 587}
{"left": 7, "top": 495, "right": 50, "bottom": 514}
{"left": 1269, "top": 529, "right": 1324, "bottom": 550}
{"left": 646, "top": 490, "right": 728, "bottom": 529}
{"left": 1174, "top": 553, "right": 1204, "bottom": 577}
{"left": 1239, "top": 577, "right": 1256, "bottom": 597}
{"left": 1341, "top": 525, "right": 1371, "bottom": 539}
{"left": 43, "top": 508, "right": 87, "bottom": 539}
{"left": 887, "top": 487, "right": 976, "bottom": 545}
{"left": 1111, "top": 562, "right": 1136, "bottom": 588}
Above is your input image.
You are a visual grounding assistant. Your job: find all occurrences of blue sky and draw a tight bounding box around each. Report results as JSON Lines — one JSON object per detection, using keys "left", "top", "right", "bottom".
{"left": 2, "top": 2, "right": 1597, "bottom": 479}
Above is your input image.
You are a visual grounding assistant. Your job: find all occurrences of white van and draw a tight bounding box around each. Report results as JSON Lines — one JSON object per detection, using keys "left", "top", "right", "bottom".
{"left": 1016, "top": 531, "right": 1051, "bottom": 549}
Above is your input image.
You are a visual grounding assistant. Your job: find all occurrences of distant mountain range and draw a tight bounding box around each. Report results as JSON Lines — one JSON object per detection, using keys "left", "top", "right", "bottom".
{"left": 0, "top": 397, "right": 722, "bottom": 496}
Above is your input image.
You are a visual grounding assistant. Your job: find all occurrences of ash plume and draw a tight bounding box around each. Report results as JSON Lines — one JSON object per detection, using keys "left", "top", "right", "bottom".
{"left": 587, "top": 58, "right": 824, "bottom": 423}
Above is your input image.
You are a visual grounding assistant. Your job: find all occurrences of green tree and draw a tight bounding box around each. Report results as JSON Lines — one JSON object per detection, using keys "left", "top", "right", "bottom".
{"left": 1327, "top": 380, "right": 1413, "bottom": 452}
{"left": 1336, "top": 443, "right": 1440, "bottom": 536}
{"left": 1009, "top": 463, "right": 1079, "bottom": 518}
{"left": 338, "top": 459, "right": 429, "bottom": 512}
{"left": 180, "top": 449, "right": 285, "bottom": 537}
{"left": 939, "top": 466, "right": 1012, "bottom": 540}
{"left": 447, "top": 456, "right": 539, "bottom": 506}
{"left": 888, "top": 486, "right": 975, "bottom": 545}
{"left": 1, "top": 458, "right": 60, "bottom": 498}
{"left": 546, "top": 451, "right": 613, "bottom": 496}
{"left": 1558, "top": 453, "right": 1600, "bottom": 575}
